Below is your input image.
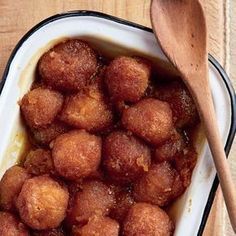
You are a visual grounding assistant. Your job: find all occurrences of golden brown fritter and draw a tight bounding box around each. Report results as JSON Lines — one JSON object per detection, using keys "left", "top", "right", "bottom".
{"left": 66, "top": 180, "right": 115, "bottom": 226}
{"left": 52, "top": 130, "right": 101, "bottom": 180}
{"left": 155, "top": 129, "right": 185, "bottom": 162}
{"left": 38, "top": 39, "right": 98, "bottom": 92}
{"left": 20, "top": 88, "right": 63, "bottom": 129}
{"left": 60, "top": 82, "right": 113, "bottom": 132}
{"left": 105, "top": 56, "right": 151, "bottom": 102}
{"left": 16, "top": 176, "right": 69, "bottom": 230}
{"left": 24, "top": 149, "right": 54, "bottom": 176}
{"left": 122, "top": 98, "right": 173, "bottom": 145}
{"left": 103, "top": 131, "right": 151, "bottom": 184}
{"left": 123, "top": 203, "right": 174, "bottom": 236}
{"left": 155, "top": 80, "right": 198, "bottom": 127}
{"left": 0, "top": 211, "right": 29, "bottom": 236}
{"left": 73, "top": 215, "right": 119, "bottom": 236}
{"left": 134, "top": 162, "right": 184, "bottom": 206}
{"left": 31, "top": 120, "right": 69, "bottom": 146}
{"left": 0, "top": 166, "right": 31, "bottom": 211}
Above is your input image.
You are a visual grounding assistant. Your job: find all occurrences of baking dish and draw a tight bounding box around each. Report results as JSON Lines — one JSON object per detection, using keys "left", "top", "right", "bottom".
{"left": 0, "top": 11, "right": 235, "bottom": 236}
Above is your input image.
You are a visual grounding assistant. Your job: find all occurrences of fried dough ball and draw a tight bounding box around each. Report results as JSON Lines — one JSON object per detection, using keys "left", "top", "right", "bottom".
{"left": 103, "top": 131, "right": 151, "bottom": 183}
{"left": 122, "top": 98, "right": 173, "bottom": 145}
{"left": 38, "top": 39, "right": 98, "bottom": 92}
{"left": 155, "top": 80, "right": 198, "bottom": 127}
{"left": 110, "top": 187, "right": 135, "bottom": 223}
{"left": 60, "top": 82, "right": 113, "bottom": 132}
{"left": 66, "top": 180, "right": 115, "bottom": 226}
{"left": 123, "top": 203, "right": 174, "bottom": 236}
{"left": 105, "top": 56, "right": 151, "bottom": 102}
{"left": 73, "top": 216, "right": 119, "bottom": 236}
{"left": 173, "top": 147, "right": 197, "bottom": 187}
{"left": 155, "top": 130, "right": 185, "bottom": 162}
{"left": 52, "top": 130, "right": 101, "bottom": 180}
{"left": 31, "top": 121, "right": 69, "bottom": 146}
{"left": 134, "top": 162, "right": 184, "bottom": 206}
{"left": 16, "top": 176, "right": 69, "bottom": 230}
{"left": 0, "top": 211, "right": 29, "bottom": 236}
{"left": 0, "top": 166, "right": 30, "bottom": 211}
{"left": 32, "top": 228, "right": 65, "bottom": 236}
{"left": 20, "top": 88, "right": 63, "bottom": 129}
{"left": 67, "top": 170, "right": 105, "bottom": 201}
{"left": 67, "top": 171, "right": 106, "bottom": 207}
{"left": 24, "top": 149, "right": 54, "bottom": 176}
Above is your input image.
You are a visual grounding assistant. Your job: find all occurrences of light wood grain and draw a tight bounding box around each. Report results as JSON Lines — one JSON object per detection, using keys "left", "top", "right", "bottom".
{"left": 0, "top": 0, "right": 226, "bottom": 74}
{"left": 0, "top": 0, "right": 235, "bottom": 235}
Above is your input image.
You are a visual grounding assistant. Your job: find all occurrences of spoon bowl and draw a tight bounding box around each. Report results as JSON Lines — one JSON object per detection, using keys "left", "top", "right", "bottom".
{"left": 151, "top": 0, "right": 206, "bottom": 74}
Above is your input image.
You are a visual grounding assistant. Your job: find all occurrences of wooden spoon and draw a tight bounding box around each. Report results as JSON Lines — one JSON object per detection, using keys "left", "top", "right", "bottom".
{"left": 150, "top": 0, "right": 236, "bottom": 232}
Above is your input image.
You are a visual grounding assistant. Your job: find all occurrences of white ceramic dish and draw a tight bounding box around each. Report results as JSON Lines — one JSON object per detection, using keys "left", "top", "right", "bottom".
{"left": 0, "top": 11, "right": 235, "bottom": 236}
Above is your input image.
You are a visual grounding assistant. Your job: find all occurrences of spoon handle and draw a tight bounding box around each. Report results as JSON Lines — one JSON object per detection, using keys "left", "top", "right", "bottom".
{"left": 185, "top": 67, "right": 236, "bottom": 233}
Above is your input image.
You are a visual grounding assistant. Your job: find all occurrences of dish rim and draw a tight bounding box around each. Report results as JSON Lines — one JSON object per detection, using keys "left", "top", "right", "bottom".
{"left": 0, "top": 10, "right": 235, "bottom": 236}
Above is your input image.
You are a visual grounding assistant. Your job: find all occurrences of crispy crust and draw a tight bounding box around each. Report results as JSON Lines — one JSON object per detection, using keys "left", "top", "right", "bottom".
{"left": 0, "top": 211, "right": 29, "bottom": 236}
{"left": 52, "top": 130, "right": 101, "bottom": 180}
{"left": 24, "top": 149, "right": 54, "bottom": 176}
{"left": 122, "top": 98, "right": 173, "bottom": 145}
{"left": 105, "top": 56, "right": 151, "bottom": 102}
{"left": 20, "top": 88, "right": 63, "bottom": 129}
{"left": 16, "top": 176, "right": 69, "bottom": 230}
{"left": 0, "top": 166, "right": 31, "bottom": 211}
{"left": 134, "top": 162, "right": 184, "bottom": 206}
{"left": 155, "top": 80, "right": 198, "bottom": 127}
{"left": 73, "top": 215, "right": 119, "bottom": 236}
{"left": 103, "top": 131, "right": 151, "bottom": 184}
{"left": 39, "top": 40, "right": 98, "bottom": 92}
{"left": 66, "top": 180, "right": 115, "bottom": 226}
{"left": 123, "top": 203, "right": 174, "bottom": 236}
{"left": 60, "top": 82, "right": 113, "bottom": 132}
